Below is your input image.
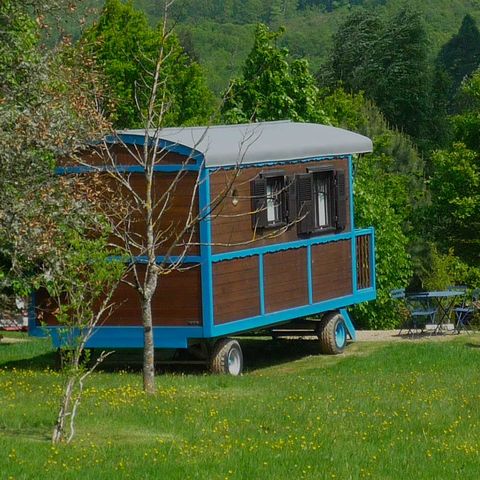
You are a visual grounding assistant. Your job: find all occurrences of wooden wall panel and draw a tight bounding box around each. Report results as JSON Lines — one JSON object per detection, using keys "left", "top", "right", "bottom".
{"left": 65, "top": 145, "right": 194, "bottom": 167}
{"left": 311, "top": 240, "right": 352, "bottom": 302}
{"left": 209, "top": 158, "right": 350, "bottom": 253}
{"left": 99, "top": 172, "right": 200, "bottom": 256}
{"left": 37, "top": 265, "right": 203, "bottom": 327}
{"left": 213, "top": 257, "right": 260, "bottom": 324}
{"left": 264, "top": 248, "right": 308, "bottom": 313}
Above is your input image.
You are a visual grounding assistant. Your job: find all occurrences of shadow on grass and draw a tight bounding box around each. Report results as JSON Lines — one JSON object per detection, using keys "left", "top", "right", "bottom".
{"left": 0, "top": 350, "right": 58, "bottom": 371}
{"left": 465, "top": 342, "right": 480, "bottom": 349}
{"left": 92, "top": 337, "right": 323, "bottom": 375}
{"left": 1, "top": 337, "right": 327, "bottom": 375}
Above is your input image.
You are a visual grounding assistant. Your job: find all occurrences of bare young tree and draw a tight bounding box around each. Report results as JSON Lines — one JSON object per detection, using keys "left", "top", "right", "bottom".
{"left": 75, "top": 3, "right": 303, "bottom": 393}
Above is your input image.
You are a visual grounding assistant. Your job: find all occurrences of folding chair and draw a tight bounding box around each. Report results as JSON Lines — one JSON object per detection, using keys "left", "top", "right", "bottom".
{"left": 403, "top": 293, "right": 438, "bottom": 336}
{"left": 454, "top": 288, "right": 480, "bottom": 333}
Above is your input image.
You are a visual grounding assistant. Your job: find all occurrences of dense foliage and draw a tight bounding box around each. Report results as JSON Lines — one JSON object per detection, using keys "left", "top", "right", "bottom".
{"left": 323, "top": 8, "right": 433, "bottom": 146}
{"left": 130, "top": 0, "right": 480, "bottom": 94}
{"left": 0, "top": 0, "right": 113, "bottom": 305}
{"left": 437, "top": 14, "right": 480, "bottom": 110}
{"left": 428, "top": 72, "right": 480, "bottom": 277}
{"left": 81, "top": 0, "right": 215, "bottom": 128}
{"left": 222, "top": 24, "right": 328, "bottom": 124}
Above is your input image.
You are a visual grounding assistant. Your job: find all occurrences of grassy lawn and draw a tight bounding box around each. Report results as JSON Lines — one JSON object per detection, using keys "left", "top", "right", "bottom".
{"left": 1, "top": 333, "right": 480, "bottom": 479}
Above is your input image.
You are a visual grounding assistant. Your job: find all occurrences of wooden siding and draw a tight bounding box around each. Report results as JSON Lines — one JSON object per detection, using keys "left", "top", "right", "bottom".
{"left": 65, "top": 144, "right": 194, "bottom": 167}
{"left": 209, "top": 158, "right": 350, "bottom": 253}
{"left": 37, "top": 266, "right": 203, "bottom": 327}
{"left": 119, "top": 173, "right": 200, "bottom": 256}
{"left": 311, "top": 240, "right": 352, "bottom": 302}
{"left": 264, "top": 248, "right": 309, "bottom": 313}
{"left": 213, "top": 257, "right": 260, "bottom": 324}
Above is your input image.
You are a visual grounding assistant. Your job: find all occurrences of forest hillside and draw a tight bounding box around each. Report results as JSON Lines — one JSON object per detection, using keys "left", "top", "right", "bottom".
{"left": 75, "top": 0, "right": 480, "bottom": 92}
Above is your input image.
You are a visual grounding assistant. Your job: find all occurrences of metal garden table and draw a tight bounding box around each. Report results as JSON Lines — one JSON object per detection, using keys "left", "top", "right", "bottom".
{"left": 407, "top": 290, "right": 466, "bottom": 334}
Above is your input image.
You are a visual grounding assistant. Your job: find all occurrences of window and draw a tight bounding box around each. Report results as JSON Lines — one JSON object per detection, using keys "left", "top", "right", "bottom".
{"left": 251, "top": 168, "right": 347, "bottom": 234}
{"left": 266, "top": 176, "right": 284, "bottom": 225}
{"left": 313, "top": 171, "right": 334, "bottom": 230}
{"left": 295, "top": 169, "right": 347, "bottom": 236}
{"left": 251, "top": 172, "right": 286, "bottom": 229}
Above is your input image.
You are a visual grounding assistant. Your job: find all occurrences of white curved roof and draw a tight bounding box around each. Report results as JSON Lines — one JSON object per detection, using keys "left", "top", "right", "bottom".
{"left": 120, "top": 121, "right": 373, "bottom": 168}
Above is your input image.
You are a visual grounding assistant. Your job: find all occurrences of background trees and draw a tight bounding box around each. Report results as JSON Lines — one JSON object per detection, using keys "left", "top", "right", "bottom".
{"left": 323, "top": 8, "right": 433, "bottom": 146}
{"left": 436, "top": 14, "right": 480, "bottom": 110}
{"left": 82, "top": 0, "right": 215, "bottom": 128}
{"left": 222, "top": 24, "right": 328, "bottom": 123}
{"left": 428, "top": 71, "right": 480, "bottom": 271}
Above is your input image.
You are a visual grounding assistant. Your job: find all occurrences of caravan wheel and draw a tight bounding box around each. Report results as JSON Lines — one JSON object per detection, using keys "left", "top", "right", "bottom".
{"left": 317, "top": 312, "right": 348, "bottom": 355}
{"left": 210, "top": 338, "right": 243, "bottom": 375}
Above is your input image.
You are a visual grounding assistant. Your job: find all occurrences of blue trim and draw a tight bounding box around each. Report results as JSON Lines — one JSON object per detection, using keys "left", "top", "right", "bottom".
{"left": 307, "top": 244, "right": 313, "bottom": 304}
{"left": 371, "top": 228, "right": 377, "bottom": 292}
{"left": 55, "top": 164, "right": 199, "bottom": 175}
{"left": 212, "top": 289, "right": 375, "bottom": 337}
{"left": 112, "top": 133, "right": 204, "bottom": 163}
{"left": 199, "top": 168, "right": 214, "bottom": 337}
{"left": 349, "top": 156, "right": 358, "bottom": 293}
{"left": 258, "top": 254, "right": 265, "bottom": 315}
{"left": 206, "top": 154, "right": 350, "bottom": 171}
{"left": 211, "top": 230, "right": 359, "bottom": 263}
{"left": 340, "top": 308, "right": 356, "bottom": 341}
{"left": 32, "top": 325, "right": 204, "bottom": 349}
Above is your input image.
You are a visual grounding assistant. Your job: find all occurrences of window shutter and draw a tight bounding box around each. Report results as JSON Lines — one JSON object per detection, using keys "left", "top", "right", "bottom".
{"left": 335, "top": 170, "right": 347, "bottom": 231}
{"left": 251, "top": 177, "right": 268, "bottom": 229}
{"left": 287, "top": 176, "right": 297, "bottom": 224}
{"left": 296, "top": 173, "right": 314, "bottom": 235}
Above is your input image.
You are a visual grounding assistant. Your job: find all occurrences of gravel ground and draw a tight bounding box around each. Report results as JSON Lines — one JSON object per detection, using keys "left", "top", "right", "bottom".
{"left": 356, "top": 326, "right": 466, "bottom": 342}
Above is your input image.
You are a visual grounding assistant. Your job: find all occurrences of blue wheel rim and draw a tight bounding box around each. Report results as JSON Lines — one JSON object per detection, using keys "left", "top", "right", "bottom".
{"left": 335, "top": 321, "right": 346, "bottom": 349}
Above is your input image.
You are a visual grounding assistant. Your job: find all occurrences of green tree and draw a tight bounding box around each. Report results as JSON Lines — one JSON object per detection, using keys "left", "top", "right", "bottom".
{"left": 452, "top": 70, "right": 480, "bottom": 151}
{"left": 222, "top": 24, "right": 328, "bottom": 123}
{"left": 0, "top": 0, "right": 126, "bottom": 442}
{"left": 437, "top": 14, "right": 480, "bottom": 108}
{"left": 427, "top": 73, "right": 480, "bottom": 263}
{"left": 82, "top": 0, "right": 214, "bottom": 128}
{"left": 324, "top": 8, "right": 432, "bottom": 144}
{"left": 429, "top": 143, "right": 480, "bottom": 264}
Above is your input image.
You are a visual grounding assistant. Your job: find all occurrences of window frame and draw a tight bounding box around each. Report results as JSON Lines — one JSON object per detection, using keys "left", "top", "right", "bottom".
{"left": 251, "top": 170, "right": 288, "bottom": 230}
{"left": 310, "top": 168, "right": 336, "bottom": 234}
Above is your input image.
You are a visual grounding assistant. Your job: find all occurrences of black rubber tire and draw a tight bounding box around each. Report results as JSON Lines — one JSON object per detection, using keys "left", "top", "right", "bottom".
{"left": 316, "top": 312, "right": 348, "bottom": 355}
{"left": 210, "top": 338, "right": 243, "bottom": 375}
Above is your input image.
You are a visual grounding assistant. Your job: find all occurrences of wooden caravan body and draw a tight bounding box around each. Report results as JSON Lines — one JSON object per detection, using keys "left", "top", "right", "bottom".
{"left": 30, "top": 121, "right": 376, "bottom": 350}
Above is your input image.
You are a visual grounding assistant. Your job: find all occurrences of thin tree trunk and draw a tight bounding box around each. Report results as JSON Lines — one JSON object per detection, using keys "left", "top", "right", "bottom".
{"left": 52, "top": 376, "right": 75, "bottom": 444}
{"left": 141, "top": 292, "right": 156, "bottom": 394}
